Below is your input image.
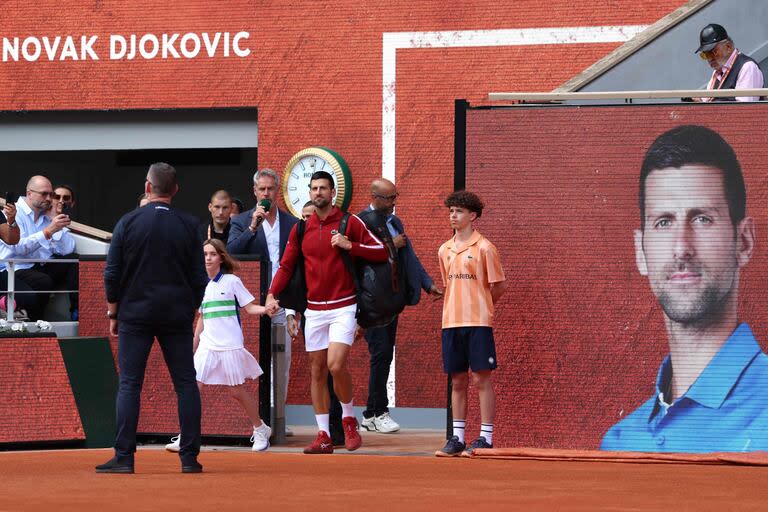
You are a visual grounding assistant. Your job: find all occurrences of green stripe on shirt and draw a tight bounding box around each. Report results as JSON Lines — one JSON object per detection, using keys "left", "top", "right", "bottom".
{"left": 202, "top": 309, "right": 239, "bottom": 319}
{"left": 201, "top": 299, "right": 236, "bottom": 309}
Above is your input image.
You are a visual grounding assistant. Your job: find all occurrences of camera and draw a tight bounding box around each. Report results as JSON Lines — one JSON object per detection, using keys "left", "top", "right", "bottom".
{"left": 5, "top": 191, "right": 19, "bottom": 205}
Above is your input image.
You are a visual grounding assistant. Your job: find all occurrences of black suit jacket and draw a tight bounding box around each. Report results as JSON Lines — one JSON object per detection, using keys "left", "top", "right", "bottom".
{"left": 227, "top": 207, "right": 298, "bottom": 259}
{"left": 358, "top": 208, "right": 434, "bottom": 306}
{"left": 104, "top": 201, "right": 208, "bottom": 328}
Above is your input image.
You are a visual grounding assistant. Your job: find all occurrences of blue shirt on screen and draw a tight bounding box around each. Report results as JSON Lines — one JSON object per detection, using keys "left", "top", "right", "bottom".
{"left": 601, "top": 323, "right": 768, "bottom": 453}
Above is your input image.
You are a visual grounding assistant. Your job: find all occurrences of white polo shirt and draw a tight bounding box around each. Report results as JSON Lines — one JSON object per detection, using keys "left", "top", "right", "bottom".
{"left": 199, "top": 273, "right": 255, "bottom": 350}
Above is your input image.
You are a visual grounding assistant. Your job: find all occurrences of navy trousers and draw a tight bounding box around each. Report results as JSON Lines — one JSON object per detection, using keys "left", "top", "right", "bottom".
{"left": 363, "top": 317, "right": 398, "bottom": 418}
{"left": 115, "top": 323, "right": 201, "bottom": 463}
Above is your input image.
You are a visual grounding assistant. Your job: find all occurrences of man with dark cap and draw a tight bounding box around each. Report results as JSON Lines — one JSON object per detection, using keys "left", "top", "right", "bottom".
{"left": 694, "top": 23, "right": 764, "bottom": 102}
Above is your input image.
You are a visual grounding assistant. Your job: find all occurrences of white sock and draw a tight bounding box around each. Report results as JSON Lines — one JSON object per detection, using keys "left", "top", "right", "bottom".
{"left": 316, "top": 414, "right": 330, "bottom": 435}
{"left": 341, "top": 400, "right": 355, "bottom": 419}
{"left": 253, "top": 421, "right": 267, "bottom": 432}
{"left": 453, "top": 419, "right": 466, "bottom": 443}
{"left": 480, "top": 423, "right": 494, "bottom": 445}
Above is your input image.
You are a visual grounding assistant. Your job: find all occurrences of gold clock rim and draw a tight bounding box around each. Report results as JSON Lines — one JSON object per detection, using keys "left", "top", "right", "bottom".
{"left": 282, "top": 147, "right": 348, "bottom": 218}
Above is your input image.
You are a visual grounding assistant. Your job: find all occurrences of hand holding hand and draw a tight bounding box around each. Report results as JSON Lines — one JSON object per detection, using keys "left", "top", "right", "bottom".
{"left": 331, "top": 232, "right": 352, "bottom": 250}
{"left": 392, "top": 234, "right": 406, "bottom": 249}
{"left": 265, "top": 295, "right": 280, "bottom": 316}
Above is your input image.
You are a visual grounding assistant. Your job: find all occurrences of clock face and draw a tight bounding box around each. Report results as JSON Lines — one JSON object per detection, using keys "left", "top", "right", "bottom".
{"left": 282, "top": 147, "right": 352, "bottom": 218}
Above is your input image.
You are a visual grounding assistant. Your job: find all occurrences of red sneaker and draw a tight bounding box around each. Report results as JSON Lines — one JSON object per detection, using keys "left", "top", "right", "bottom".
{"left": 342, "top": 417, "right": 363, "bottom": 451}
{"left": 303, "top": 431, "right": 334, "bottom": 454}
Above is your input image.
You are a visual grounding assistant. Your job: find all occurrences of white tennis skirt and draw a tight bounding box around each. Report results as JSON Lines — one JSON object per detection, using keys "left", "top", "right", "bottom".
{"left": 194, "top": 345, "right": 263, "bottom": 386}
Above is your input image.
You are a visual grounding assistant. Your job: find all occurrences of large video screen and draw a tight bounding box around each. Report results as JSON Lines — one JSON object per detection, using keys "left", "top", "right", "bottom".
{"left": 465, "top": 103, "right": 768, "bottom": 452}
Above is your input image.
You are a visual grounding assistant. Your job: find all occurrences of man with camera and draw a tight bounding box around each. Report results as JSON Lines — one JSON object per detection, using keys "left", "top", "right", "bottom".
{"left": 0, "top": 175, "right": 77, "bottom": 320}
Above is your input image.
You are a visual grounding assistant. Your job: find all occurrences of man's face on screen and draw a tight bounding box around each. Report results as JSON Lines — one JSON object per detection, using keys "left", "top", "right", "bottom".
{"left": 635, "top": 165, "right": 752, "bottom": 325}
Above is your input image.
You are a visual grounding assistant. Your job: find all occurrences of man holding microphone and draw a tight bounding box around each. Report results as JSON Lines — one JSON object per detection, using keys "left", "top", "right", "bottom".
{"left": 228, "top": 168, "right": 298, "bottom": 435}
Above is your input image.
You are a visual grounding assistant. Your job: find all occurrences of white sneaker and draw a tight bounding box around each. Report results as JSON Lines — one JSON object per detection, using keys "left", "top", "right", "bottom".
{"left": 361, "top": 416, "right": 377, "bottom": 432}
{"left": 165, "top": 435, "right": 181, "bottom": 452}
{"left": 251, "top": 423, "right": 272, "bottom": 451}
{"left": 373, "top": 412, "right": 400, "bottom": 433}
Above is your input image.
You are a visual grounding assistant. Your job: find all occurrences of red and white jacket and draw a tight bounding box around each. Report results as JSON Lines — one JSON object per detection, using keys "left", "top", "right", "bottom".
{"left": 269, "top": 206, "right": 388, "bottom": 310}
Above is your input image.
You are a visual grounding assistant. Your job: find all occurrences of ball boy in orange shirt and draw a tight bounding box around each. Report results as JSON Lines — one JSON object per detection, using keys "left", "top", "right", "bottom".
{"left": 435, "top": 191, "right": 506, "bottom": 457}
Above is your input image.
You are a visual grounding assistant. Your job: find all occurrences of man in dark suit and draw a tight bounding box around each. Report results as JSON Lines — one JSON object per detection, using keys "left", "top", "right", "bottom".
{"left": 97, "top": 162, "right": 208, "bottom": 474}
{"left": 228, "top": 168, "right": 299, "bottom": 434}
{"left": 358, "top": 178, "right": 442, "bottom": 433}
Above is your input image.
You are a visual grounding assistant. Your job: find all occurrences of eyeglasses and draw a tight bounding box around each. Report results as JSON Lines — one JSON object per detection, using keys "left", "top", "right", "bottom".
{"left": 373, "top": 193, "right": 399, "bottom": 201}
{"left": 699, "top": 42, "right": 722, "bottom": 60}
{"left": 28, "top": 189, "right": 53, "bottom": 198}
{"left": 53, "top": 193, "right": 71, "bottom": 202}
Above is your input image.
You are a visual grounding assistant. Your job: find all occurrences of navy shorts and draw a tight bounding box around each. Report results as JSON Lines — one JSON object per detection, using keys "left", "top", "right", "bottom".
{"left": 441, "top": 327, "right": 497, "bottom": 374}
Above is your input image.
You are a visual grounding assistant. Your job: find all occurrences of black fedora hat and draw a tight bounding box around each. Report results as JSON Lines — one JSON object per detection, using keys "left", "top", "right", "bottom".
{"left": 695, "top": 23, "right": 729, "bottom": 53}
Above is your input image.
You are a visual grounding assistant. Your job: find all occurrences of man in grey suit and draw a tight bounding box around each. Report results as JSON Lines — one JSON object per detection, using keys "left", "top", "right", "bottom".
{"left": 228, "top": 168, "right": 298, "bottom": 433}
{"left": 358, "top": 178, "right": 443, "bottom": 433}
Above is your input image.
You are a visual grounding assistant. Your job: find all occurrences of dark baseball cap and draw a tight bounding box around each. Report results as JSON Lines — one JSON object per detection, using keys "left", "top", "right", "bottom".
{"left": 695, "top": 23, "right": 729, "bottom": 53}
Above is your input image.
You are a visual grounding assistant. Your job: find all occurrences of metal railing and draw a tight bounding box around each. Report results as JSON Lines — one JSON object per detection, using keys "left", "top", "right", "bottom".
{"left": 1, "top": 258, "right": 79, "bottom": 322}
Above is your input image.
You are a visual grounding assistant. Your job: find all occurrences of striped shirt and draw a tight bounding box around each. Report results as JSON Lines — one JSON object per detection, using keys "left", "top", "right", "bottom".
{"left": 199, "top": 273, "right": 255, "bottom": 350}
{"left": 438, "top": 230, "right": 505, "bottom": 328}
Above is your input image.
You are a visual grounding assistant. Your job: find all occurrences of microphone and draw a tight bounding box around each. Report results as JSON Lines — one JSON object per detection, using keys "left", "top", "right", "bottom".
{"left": 254, "top": 198, "right": 272, "bottom": 229}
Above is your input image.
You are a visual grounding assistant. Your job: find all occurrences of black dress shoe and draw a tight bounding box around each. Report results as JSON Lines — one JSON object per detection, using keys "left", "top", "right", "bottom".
{"left": 95, "top": 457, "right": 134, "bottom": 474}
{"left": 181, "top": 460, "right": 203, "bottom": 473}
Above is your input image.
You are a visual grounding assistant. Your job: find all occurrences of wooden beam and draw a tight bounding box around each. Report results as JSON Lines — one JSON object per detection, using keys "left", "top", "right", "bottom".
{"left": 556, "top": 0, "right": 715, "bottom": 92}
{"left": 0, "top": 197, "right": 112, "bottom": 241}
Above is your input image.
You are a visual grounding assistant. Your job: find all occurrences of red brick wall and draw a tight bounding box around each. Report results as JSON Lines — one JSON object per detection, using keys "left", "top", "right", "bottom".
{"left": 465, "top": 103, "right": 768, "bottom": 449}
{"left": 5, "top": 0, "right": 687, "bottom": 443}
{"left": 0, "top": 338, "right": 84, "bottom": 443}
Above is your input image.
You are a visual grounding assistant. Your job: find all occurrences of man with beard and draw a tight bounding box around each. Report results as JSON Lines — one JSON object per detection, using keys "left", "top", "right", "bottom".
{"left": 0, "top": 175, "right": 77, "bottom": 320}
{"left": 266, "top": 171, "right": 388, "bottom": 454}
{"left": 601, "top": 125, "right": 768, "bottom": 453}
{"left": 694, "top": 24, "right": 764, "bottom": 102}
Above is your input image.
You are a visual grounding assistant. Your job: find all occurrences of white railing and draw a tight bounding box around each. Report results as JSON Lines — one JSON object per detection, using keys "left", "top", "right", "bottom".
{"left": 1, "top": 258, "right": 78, "bottom": 322}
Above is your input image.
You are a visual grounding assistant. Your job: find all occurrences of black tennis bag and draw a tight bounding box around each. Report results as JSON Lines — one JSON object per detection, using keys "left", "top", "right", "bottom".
{"left": 339, "top": 212, "right": 406, "bottom": 328}
{"left": 276, "top": 220, "right": 307, "bottom": 313}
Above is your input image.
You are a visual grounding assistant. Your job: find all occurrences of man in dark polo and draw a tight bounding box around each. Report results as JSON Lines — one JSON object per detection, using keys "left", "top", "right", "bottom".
{"left": 97, "top": 162, "right": 208, "bottom": 474}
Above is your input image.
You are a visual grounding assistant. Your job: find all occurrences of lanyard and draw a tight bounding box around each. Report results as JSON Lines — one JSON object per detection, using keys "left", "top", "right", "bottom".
{"left": 707, "top": 49, "right": 739, "bottom": 91}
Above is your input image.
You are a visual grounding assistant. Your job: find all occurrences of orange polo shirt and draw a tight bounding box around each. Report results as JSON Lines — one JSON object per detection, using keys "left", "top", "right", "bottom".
{"left": 438, "top": 230, "right": 505, "bottom": 329}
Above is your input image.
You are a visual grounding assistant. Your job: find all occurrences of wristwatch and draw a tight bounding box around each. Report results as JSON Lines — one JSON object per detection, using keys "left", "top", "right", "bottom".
{"left": 107, "top": 310, "right": 118, "bottom": 320}
{"left": 8, "top": 221, "right": 17, "bottom": 228}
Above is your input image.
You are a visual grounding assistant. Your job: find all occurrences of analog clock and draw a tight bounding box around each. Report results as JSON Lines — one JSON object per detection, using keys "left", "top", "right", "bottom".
{"left": 282, "top": 147, "right": 352, "bottom": 218}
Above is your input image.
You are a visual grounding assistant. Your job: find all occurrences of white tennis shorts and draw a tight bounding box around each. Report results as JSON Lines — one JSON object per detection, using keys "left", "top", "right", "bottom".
{"left": 303, "top": 304, "right": 357, "bottom": 352}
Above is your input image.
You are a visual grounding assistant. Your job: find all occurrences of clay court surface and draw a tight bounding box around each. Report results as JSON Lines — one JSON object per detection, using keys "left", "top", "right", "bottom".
{"left": 3, "top": 429, "right": 768, "bottom": 511}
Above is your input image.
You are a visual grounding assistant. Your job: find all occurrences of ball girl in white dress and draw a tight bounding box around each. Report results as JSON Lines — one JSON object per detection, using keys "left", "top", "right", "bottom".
{"left": 166, "top": 238, "right": 274, "bottom": 452}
